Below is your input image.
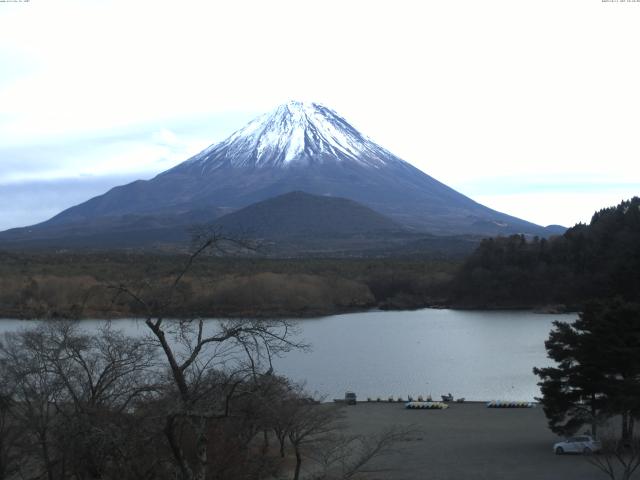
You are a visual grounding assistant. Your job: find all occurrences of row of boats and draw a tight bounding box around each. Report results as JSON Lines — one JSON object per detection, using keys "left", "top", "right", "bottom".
{"left": 405, "top": 400, "right": 535, "bottom": 409}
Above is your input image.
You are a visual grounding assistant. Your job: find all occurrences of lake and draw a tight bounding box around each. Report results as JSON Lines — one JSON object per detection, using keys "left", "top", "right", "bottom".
{"left": 0, "top": 309, "right": 576, "bottom": 402}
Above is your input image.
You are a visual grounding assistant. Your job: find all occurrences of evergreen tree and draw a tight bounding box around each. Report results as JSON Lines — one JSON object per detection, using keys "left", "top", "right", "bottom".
{"left": 534, "top": 299, "right": 640, "bottom": 439}
{"left": 534, "top": 319, "right": 607, "bottom": 437}
{"left": 581, "top": 300, "right": 640, "bottom": 440}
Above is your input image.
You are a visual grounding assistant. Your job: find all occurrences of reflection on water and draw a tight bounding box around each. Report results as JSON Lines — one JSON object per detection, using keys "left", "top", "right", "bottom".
{"left": 0, "top": 309, "right": 575, "bottom": 401}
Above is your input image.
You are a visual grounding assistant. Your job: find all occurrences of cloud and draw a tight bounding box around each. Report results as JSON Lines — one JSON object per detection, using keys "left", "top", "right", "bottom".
{"left": 0, "top": 176, "right": 141, "bottom": 231}
{"left": 0, "top": 112, "right": 258, "bottom": 184}
{"left": 0, "top": 0, "right": 639, "bottom": 228}
{"left": 0, "top": 134, "right": 176, "bottom": 183}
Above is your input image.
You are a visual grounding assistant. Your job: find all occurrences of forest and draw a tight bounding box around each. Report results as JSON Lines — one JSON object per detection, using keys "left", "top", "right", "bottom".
{"left": 0, "top": 253, "right": 456, "bottom": 320}
{"left": 451, "top": 197, "right": 640, "bottom": 309}
{"left": 1, "top": 197, "right": 638, "bottom": 318}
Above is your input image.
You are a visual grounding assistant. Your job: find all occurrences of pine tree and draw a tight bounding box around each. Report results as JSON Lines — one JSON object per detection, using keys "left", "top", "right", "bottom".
{"left": 534, "top": 299, "right": 640, "bottom": 439}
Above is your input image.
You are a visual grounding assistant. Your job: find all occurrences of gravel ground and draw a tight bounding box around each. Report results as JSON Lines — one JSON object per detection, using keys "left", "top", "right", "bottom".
{"left": 339, "top": 402, "right": 605, "bottom": 480}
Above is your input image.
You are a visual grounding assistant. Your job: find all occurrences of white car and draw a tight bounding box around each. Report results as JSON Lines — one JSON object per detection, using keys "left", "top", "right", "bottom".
{"left": 554, "top": 435, "right": 601, "bottom": 455}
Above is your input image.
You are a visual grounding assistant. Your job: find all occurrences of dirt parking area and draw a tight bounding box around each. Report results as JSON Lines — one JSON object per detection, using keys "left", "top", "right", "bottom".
{"left": 340, "top": 402, "right": 604, "bottom": 480}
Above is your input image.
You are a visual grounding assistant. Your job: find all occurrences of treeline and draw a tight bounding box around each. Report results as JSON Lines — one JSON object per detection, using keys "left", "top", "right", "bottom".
{"left": 451, "top": 197, "right": 640, "bottom": 309}
{"left": 6, "top": 198, "right": 637, "bottom": 318}
{"left": 0, "top": 255, "right": 457, "bottom": 319}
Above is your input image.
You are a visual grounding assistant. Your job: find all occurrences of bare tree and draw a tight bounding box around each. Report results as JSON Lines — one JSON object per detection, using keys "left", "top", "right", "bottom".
{"left": 112, "top": 233, "right": 305, "bottom": 480}
{"left": 287, "top": 403, "right": 343, "bottom": 480}
{"left": 281, "top": 396, "right": 415, "bottom": 480}
{"left": 1, "top": 327, "right": 67, "bottom": 480}
{"left": 260, "top": 376, "right": 417, "bottom": 480}
{"left": 45, "top": 322, "right": 159, "bottom": 479}
{"left": 309, "top": 426, "right": 415, "bottom": 480}
{"left": 0, "top": 321, "right": 160, "bottom": 480}
{"left": 0, "top": 381, "right": 22, "bottom": 480}
{"left": 266, "top": 378, "right": 300, "bottom": 458}
{"left": 588, "top": 434, "right": 640, "bottom": 480}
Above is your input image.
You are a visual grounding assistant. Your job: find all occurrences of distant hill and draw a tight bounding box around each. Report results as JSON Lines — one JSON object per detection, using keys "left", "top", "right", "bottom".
{"left": 213, "top": 191, "right": 403, "bottom": 238}
{"left": 212, "top": 191, "right": 482, "bottom": 258}
{"left": 450, "top": 197, "right": 640, "bottom": 308}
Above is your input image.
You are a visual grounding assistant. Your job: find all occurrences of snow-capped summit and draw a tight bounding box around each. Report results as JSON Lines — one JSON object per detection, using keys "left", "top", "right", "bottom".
{"left": 179, "top": 101, "right": 404, "bottom": 173}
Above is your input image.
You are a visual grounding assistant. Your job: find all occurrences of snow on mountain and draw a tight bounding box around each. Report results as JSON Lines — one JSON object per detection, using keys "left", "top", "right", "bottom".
{"left": 0, "top": 99, "right": 560, "bottom": 246}
{"left": 181, "top": 100, "right": 404, "bottom": 172}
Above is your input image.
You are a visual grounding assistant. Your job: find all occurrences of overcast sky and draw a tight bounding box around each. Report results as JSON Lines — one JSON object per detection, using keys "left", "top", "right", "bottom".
{"left": 1, "top": 0, "right": 639, "bottom": 231}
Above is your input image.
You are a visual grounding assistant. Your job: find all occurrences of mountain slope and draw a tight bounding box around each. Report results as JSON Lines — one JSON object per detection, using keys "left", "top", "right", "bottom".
{"left": 0, "top": 101, "right": 561, "bottom": 249}
{"left": 213, "top": 191, "right": 403, "bottom": 238}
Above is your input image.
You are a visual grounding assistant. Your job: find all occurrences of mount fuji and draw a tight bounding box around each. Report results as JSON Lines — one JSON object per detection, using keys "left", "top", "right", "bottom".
{"left": 0, "top": 101, "right": 563, "bottom": 250}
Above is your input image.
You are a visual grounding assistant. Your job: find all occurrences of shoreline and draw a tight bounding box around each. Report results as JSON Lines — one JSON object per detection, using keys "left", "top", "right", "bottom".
{"left": 0, "top": 302, "right": 577, "bottom": 321}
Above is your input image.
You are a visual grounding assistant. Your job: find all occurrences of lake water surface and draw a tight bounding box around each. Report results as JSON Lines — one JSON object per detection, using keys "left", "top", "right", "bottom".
{"left": 0, "top": 309, "right": 576, "bottom": 402}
